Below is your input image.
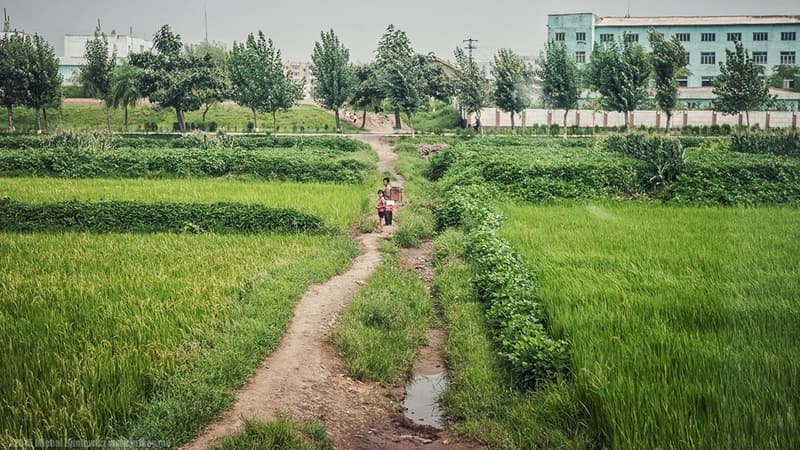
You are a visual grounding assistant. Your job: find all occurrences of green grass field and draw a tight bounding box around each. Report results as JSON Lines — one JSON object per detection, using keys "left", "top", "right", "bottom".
{"left": 500, "top": 203, "right": 800, "bottom": 449}
{"left": 0, "top": 178, "right": 369, "bottom": 230}
{"left": 7, "top": 103, "right": 362, "bottom": 134}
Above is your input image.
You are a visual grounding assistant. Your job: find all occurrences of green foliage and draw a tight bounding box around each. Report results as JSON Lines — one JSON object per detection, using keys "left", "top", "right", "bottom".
{"left": 331, "top": 255, "right": 433, "bottom": 385}
{"left": 392, "top": 204, "right": 435, "bottom": 248}
{"left": 453, "top": 47, "right": 491, "bottom": 132}
{"left": 730, "top": 132, "right": 800, "bottom": 157}
{"left": 768, "top": 65, "right": 799, "bottom": 92}
{"left": 586, "top": 38, "right": 652, "bottom": 130}
{"left": 648, "top": 30, "right": 686, "bottom": 133}
{"left": 0, "top": 34, "right": 32, "bottom": 131}
{"left": 110, "top": 62, "right": 143, "bottom": 131}
{"left": 604, "top": 134, "right": 685, "bottom": 189}
{"left": 0, "top": 147, "right": 369, "bottom": 183}
{"left": 375, "top": 25, "right": 427, "bottom": 131}
{"left": 212, "top": 416, "right": 333, "bottom": 450}
{"left": 349, "top": 63, "right": 384, "bottom": 127}
{"left": 311, "top": 29, "right": 356, "bottom": 131}
{"left": 537, "top": 42, "right": 580, "bottom": 135}
{"left": 712, "top": 40, "right": 775, "bottom": 128}
{"left": 492, "top": 49, "right": 534, "bottom": 130}
{"left": 0, "top": 198, "right": 324, "bottom": 234}
{"left": 79, "top": 34, "right": 115, "bottom": 103}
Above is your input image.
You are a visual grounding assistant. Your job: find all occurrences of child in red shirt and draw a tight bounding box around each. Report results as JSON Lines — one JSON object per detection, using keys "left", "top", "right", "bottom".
{"left": 376, "top": 190, "right": 387, "bottom": 232}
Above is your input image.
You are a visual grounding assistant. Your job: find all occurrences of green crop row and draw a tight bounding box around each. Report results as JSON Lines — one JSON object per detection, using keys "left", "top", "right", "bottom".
{"left": 0, "top": 148, "right": 369, "bottom": 183}
{"left": 0, "top": 199, "right": 324, "bottom": 234}
{"left": 435, "top": 184, "right": 568, "bottom": 388}
{"left": 730, "top": 132, "right": 800, "bottom": 158}
{"left": 0, "top": 133, "right": 369, "bottom": 152}
{"left": 603, "top": 134, "right": 685, "bottom": 189}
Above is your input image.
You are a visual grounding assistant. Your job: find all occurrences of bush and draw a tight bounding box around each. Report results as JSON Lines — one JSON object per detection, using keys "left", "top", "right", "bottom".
{"left": 730, "top": 132, "right": 800, "bottom": 158}
{"left": 604, "top": 134, "right": 685, "bottom": 189}
{"left": 0, "top": 199, "right": 325, "bottom": 234}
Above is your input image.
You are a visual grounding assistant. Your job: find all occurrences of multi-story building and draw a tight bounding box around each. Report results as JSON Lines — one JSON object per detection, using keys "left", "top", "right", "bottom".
{"left": 283, "top": 61, "right": 315, "bottom": 98}
{"left": 547, "top": 13, "right": 800, "bottom": 88}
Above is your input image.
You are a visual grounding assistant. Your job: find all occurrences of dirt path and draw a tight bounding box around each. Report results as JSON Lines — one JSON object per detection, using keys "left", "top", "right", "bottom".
{"left": 182, "top": 136, "right": 475, "bottom": 450}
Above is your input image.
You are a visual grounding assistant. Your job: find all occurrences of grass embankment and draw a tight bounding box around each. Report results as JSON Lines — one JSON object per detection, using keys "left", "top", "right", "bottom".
{"left": 390, "top": 140, "right": 436, "bottom": 248}
{"left": 0, "top": 232, "right": 356, "bottom": 443}
{"left": 7, "top": 103, "right": 362, "bottom": 133}
{"left": 332, "top": 243, "right": 434, "bottom": 385}
{"left": 211, "top": 416, "right": 333, "bottom": 450}
{"left": 501, "top": 203, "right": 800, "bottom": 449}
{"left": 0, "top": 178, "right": 368, "bottom": 230}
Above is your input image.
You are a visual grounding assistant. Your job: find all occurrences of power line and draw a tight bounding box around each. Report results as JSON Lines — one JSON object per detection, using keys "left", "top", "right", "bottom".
{"left": 463, "top": 38, "right": 478, "bottom": 59}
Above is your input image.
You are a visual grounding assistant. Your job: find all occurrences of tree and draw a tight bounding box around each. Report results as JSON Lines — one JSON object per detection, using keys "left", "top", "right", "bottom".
{"left": 130, "top": 25, "right": 222, "bottom": 133}
{"left": 350, "top": 63, "right": 384, "bottom": 129}
{"left": 228, "top": 31, "right": 302, "bottom": 133}
{"left": 537, "top": 42, "right": 580, "bottom": 137}
{"left": 110, "top": 62, "right": 142, "bottom": 131}
{"left": 648, "top": 29, "right": 687, "bottom": 134}
{"left": 375, "top": 25, "right": 427, "bottom": 133}
{"left": 186, "top": 41, "right": 230, "bottom": 122}
{"left": 311, "top": 29, "right": 356, "bottom": 132}
{"left": 586, "top": 36, "right": 651, "bottom": 131}
{"left": 492, "top": 48, "right": 533, "bottom": 132}
{"left": 453, "top": 47, "right": 490, "bottom": 134}
{"left": 79, "top": 34, "right": 115, "bottom": 132}
{"left": 712, "top": 40, "right": 775, "bottom": 130}
{"left": 768, "top": 65, "right": 799, "bottom": 92}
{"left": 0, "top": 34, "right": 32, "bottom": 131}
{"left": 26, "top": 34, "right": 62, "bottom": 133}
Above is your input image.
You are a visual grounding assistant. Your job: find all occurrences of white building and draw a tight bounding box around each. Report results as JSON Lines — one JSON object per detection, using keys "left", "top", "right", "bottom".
{"left": 283, "top": 61, "right": 314, "bottom": 98}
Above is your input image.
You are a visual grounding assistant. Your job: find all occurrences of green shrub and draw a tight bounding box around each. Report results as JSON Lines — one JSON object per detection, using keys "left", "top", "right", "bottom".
{"left": 0, "top": 199, "right": 325, "bottom": 233}
{"left": 604, "top": 134, "right": 685, "bottom": 189}
{"left": 392, "top": 205, "right": 435, "bottom": 248}
{"left": 730, "top": 132, "right": 800, "bottom": 157}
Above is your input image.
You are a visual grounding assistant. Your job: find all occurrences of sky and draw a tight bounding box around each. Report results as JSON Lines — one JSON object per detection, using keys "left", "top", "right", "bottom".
{"left": 2, "top": 0, "right": 798, "bottom": 63}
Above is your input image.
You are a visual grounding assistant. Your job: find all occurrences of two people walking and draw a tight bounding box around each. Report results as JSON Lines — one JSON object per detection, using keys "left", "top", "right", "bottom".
{"left": 376, "top": 177, "right": 395, "bottom": 233}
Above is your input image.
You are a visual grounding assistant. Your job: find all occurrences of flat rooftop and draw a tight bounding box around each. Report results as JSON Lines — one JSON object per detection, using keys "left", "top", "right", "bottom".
{"left": 595, "top": 15, "right": 800, "bottom": 27}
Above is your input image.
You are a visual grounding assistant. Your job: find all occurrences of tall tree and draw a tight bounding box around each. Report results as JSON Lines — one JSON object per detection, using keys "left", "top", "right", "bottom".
{"left": 186, "top": 41, "right": 230, "bottom": 122}
{"left": 228, "top": 31, "right": 302, "bottom": 133}
{"left": 537, "top": 42, "right": 580, "bottom": 137}
{"left": 26, "top": 34, "right": 62, "bottom": 134}
{"left": 79, "top": 34, "right": 115, "bottom": 132}
{"left": 586, "top": 36, "right": 651, "bottom": 131}
{"left": 712, "top": 40, "right": 775, "bottom": 130}
{"left": 648, "top": 30, "right": 686, "bottom": 134}
{"left": 350, "top": 63, "right": 384, "bottom": 129}
{"left": 492, "top": 48, "right": 533, "bottom": 132}
{"left": 311, "top": 29, "right": 356, "bottom": 132}
{"left": 375, "top": 25, "right": 427, "bottom": 133}
{"left": 130, "top": 25, "right": 221, "bottom": 133}
{"left": 0, "top": 34, "right": 32, "bottom": 132}
{"left": 110, "top": 62, "right": 142, "bottom": 131}
{"left": 453, "top": 47, "right": 490, "bottom": 134}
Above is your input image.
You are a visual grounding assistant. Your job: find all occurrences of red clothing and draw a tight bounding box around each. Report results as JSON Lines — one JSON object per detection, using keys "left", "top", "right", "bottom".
{"left": 376, "top": 196, "right": 386, "bottom": 212}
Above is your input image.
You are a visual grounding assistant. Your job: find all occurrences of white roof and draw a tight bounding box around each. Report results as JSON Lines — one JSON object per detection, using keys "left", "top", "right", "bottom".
{"left": 596, "top": 15, "right": 800, "bottom": 27}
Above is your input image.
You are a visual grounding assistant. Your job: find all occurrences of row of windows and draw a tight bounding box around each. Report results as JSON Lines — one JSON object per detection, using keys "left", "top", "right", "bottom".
{"left": 679, "top": 76, "right": 795, "bottom": 88}
{"left": 588, "top": 30, "right": 797, "bottom": 43}
{"left": 574, "top": 50, "right": 796, "bottom": 65}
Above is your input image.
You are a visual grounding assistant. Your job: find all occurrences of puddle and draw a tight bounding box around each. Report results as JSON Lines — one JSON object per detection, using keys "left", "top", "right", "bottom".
{"left": 403, "top": 372, "right": 446, "bottom": 428}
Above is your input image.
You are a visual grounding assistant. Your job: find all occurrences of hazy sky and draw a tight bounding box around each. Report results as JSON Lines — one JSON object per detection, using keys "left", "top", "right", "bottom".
{"left": 2, "top": 0, "right": 798, "bottom": 62}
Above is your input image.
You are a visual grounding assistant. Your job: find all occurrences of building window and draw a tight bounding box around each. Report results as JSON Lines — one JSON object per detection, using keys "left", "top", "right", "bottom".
{"left": 701, "top": 33, "right": 716, "bottom": 42}
{"left": 701, "top": 52, "right": 716, "bottom": 64}
{"left": 555, "top": 32, "right": 565, "bottom": 41}
{"left": 753, "top": 32, "right": 768, "bottom": 41}
{"left": 677, "top": 77, "right": 688, "bottom": 87}
{"left": 575, "top": 51, "right": 586, "bottom": 64}
{"left": 674, "top": 33, "right": 690, "bottom": 42}
{"left": 600, "top": 33, "right": 614, "bottom": 42}
{"left": 782, "top": 32, "right": 797, "bottom": 41}
{"left": 576, "top": 32, "right": 586, "bottom": 41}
{"left": 624, "top": 33, "right": 639, "bottom": 43}
{"left": 701, "top": 76, "right": 715, "bottom": 87}
{"left": 727, "top": 32, "right": 741, "bottom": 41}
{"left": 752, "top": 51, "right": 768, "bottom": 64}
{"left": 784, "top": 78, "right": 795, "bottom": 89}
{"left": 684, "top": 52, "right": 690, "bottom": 65}
{"left": 781, "top": 52, "right": 796, "bottom": 65}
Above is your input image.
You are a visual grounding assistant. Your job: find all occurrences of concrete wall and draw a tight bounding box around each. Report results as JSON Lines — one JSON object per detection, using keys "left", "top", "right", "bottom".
{"left": 481, "top": 107, "right": 798, "bottom": 129}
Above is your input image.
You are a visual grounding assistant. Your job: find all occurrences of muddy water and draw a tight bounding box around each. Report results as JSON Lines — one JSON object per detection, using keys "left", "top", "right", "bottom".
{"left": 403, "top": 372, "right": 446, "bottom": 428}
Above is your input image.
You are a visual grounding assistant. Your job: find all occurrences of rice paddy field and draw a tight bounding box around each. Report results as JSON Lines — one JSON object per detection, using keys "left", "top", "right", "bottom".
{"left": 500, "top": 202, "right": 800, "bottom": 449}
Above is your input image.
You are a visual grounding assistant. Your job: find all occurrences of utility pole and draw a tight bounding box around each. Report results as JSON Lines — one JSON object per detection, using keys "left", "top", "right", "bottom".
{"left": 463, "top": 38, "right": 478, "bottom": 59}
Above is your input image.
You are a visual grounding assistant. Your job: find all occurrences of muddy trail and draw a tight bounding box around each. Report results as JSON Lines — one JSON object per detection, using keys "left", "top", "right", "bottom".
{"left": 182, "top": 137, "right": 476, "bottom": 449}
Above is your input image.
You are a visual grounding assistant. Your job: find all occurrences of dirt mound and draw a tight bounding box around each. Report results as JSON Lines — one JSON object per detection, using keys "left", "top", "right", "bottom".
{"left": 416, "top": 143, "right": 449, "bottom": 161}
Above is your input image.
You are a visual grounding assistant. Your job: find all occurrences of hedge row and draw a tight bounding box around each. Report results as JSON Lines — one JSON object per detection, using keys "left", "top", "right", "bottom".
{"left": 0, "top": 148, "right": 369, "bottom": 183}
{"left": 730, "top": 133, "right": 800, "bottom": 158}
{"left": 435, "top": 185, "right": 569, "bottom": 388}
{"left": 604, "top": 134, "right": 685, "bottom": 188}
{"left": 0, "top": 133, "right": 368, "bottom": 152}
{"left": 0, "top": 199, "right": 324, "bottom": 234}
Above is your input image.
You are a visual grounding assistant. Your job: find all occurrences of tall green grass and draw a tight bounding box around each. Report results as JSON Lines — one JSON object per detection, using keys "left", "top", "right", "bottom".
{"left": 0, "top": 232, "right": 356, "bottom": 443}
{"left": 0, "top": 178, "right": 369, "bottom": 230}
{"left": 500, "top": 203, "right": 800, "bottom": 450}
{"left": 211, "top": 416, "right": 333, "bottom": 450}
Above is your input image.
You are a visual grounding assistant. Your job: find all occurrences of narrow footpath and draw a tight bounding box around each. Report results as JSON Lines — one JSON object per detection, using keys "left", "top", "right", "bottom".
{"left": 182, "top": 136, "right": 474, "bottom": 450}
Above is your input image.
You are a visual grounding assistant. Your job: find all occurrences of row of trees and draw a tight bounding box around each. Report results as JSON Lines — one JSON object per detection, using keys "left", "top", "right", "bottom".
{"left": 0, "top": 34, "right": 61, "bottom": 132}
{"left": 539, "top": 30, "right": 776, "bottom": 134}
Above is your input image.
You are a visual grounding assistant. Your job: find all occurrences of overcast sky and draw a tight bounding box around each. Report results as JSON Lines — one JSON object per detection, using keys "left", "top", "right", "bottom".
{"left": 2, "top": 0, "right": 798, "bottom": 62}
